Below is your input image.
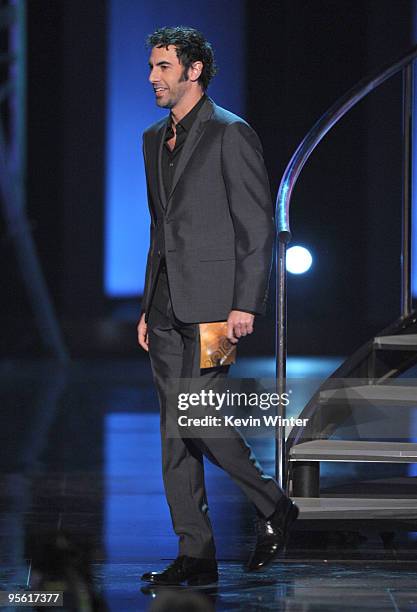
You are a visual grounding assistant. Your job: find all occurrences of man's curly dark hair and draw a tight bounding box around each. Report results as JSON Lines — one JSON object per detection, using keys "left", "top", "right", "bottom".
{"left": 146, "top": 26, "right": 217, "bottom": 91}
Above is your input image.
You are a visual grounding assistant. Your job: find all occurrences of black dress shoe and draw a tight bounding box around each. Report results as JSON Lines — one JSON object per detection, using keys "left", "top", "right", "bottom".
{"left": 247, "top": 496, "right": 299, "bottom": 571}
{"left": 141, "top": 555, "right": 218, "bottom": 586}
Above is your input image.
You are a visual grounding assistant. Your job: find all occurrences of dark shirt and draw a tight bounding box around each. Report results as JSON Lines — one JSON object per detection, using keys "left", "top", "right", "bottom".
{"left": 162, "top": 94, "right": 207, "bottom": 198}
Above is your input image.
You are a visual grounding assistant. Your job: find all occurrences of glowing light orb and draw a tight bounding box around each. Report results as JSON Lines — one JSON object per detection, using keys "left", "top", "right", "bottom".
{"left": 286, "top": 246, "right": 313, "bottom": 274}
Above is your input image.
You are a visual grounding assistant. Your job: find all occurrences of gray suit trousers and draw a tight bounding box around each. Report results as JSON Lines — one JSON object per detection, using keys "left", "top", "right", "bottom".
{"left": 147, "top": 266, "right": 283, "bottom": 559}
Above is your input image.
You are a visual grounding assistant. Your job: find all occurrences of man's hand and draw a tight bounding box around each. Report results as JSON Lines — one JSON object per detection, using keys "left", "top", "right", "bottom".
{"left": 137, "top": 312, "right": 149, "bottom": 352}
{"left": 226, "top": 310, "right": 255, "bottom": 344}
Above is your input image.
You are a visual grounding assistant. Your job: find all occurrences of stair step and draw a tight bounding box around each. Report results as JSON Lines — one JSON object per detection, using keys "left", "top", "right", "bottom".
{"left": 293, "top": 496, "right": 417, "bottom": 520}
{"left": 319, "top": 384, "right": 417, "bottom": 405}
{"left": 374, "top": 333, "right": 417, "bottom": 350}
{"left": 289, "top": 440, "right": 417, "bottom": 462}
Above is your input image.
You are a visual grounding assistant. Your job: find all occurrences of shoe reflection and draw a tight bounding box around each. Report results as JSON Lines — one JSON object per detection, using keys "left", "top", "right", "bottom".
{"left": 141, "top": 584, "right": 218, "bottom": 611}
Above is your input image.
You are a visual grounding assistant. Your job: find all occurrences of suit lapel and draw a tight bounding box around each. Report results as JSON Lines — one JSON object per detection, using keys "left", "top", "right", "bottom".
{"left": 156, "top": 120, "right": 169, "bottom": 209}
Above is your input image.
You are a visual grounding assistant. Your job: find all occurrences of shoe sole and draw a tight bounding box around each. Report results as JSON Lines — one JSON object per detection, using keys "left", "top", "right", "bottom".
{"left": 143, "top": 572, "right": 218, "bottom": 587}
{"left": 187, "top": 573, "right": 219, "bottom": 587}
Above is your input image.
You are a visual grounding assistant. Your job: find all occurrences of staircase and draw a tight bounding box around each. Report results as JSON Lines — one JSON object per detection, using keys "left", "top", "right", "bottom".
{"left": 288, "top": 315, "right": 417, "bottom": 523}
{"left": 275, "top": 46, "right": 417, "bottom": 525}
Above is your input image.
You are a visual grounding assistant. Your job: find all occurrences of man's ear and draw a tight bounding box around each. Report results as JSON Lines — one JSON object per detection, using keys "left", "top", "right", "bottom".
{"left": 189, "top": 61, "right": 203, "bottom": 82}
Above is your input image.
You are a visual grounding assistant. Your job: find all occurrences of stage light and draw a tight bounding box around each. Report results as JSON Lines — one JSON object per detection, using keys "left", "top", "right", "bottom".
{"left": 286, "top": 245, "right": 313, "bottom": 274}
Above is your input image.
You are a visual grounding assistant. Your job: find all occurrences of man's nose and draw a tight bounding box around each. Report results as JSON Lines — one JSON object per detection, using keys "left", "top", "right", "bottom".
{"left": 148, "top": 68, "right": 159, "bottom": 83}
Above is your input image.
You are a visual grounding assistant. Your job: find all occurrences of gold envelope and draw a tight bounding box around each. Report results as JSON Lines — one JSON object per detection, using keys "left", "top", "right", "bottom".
{"left": 199, "top": 322, "right": 237, "bottom": 368}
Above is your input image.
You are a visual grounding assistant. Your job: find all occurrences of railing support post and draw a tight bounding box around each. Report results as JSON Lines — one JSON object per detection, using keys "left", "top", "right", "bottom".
{"left": 401, "top": 63, "right": 413, "bottom": 319}
{"left": 275, "top": 237, "right": 287, "bottom": 490}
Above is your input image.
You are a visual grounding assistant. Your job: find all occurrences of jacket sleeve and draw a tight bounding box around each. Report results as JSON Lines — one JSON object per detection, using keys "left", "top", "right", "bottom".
{"left": 140, "top": 136, "right": 156, "bottom": 318}
{"left": 221, "top": 120, "right": 275, "bottom": 315}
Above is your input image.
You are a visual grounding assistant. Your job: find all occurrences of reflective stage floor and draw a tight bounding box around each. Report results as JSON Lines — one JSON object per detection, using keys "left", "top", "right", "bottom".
{"left": 1, "top": 356, "right": 417, "bottom": 611}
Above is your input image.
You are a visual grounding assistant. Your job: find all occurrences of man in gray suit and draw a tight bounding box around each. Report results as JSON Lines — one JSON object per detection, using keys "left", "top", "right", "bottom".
{"left": 137, "top": 26, "right": 298, "bottom": 586}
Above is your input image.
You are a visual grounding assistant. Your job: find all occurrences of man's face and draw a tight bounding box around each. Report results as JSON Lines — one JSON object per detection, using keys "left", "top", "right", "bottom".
{"left": 148, "top": 45, "right": 190, "bottom": 109}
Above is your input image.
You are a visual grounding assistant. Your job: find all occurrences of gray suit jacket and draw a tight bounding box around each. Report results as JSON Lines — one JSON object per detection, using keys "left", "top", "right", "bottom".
{"left": 141, "top": 96, "right": 275, "bottom": 324}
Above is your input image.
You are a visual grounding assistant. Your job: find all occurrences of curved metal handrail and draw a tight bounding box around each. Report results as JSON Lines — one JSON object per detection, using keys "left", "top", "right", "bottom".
{"left": 276, "top": 43, "right": 417, "bottom": 239}
{"left": 275, "top": 44, "right": 417, "bottom": 489}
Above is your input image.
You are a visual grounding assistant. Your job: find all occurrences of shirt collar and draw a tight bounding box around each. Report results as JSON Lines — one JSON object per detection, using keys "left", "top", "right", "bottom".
{"left": 170, "top": 93, "right": 207, "bottom": 132}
